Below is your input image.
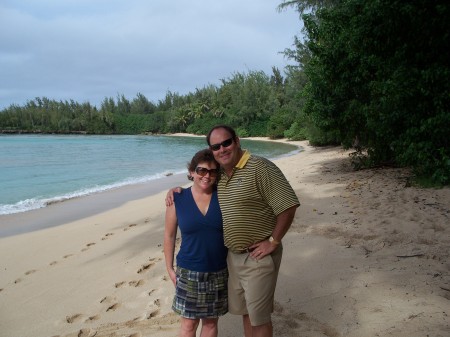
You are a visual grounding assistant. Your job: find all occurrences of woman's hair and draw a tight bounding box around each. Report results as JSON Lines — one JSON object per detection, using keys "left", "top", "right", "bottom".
{"left": 206, "top": 124, "right": 237, "bottom": 146}
{"left": 187, "top": 148, "right": 219, "bottom": 181}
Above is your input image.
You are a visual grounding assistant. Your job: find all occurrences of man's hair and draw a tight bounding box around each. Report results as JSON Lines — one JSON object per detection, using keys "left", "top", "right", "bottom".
{"left": 206, "top": 124, "right": 237, "bottom": 146}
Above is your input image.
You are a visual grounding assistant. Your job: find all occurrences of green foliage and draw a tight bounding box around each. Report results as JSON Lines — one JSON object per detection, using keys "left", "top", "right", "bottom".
{"left": 267, "top": 108, "right": 294, "bottom": 139}
{"left": 0, "top": 97, "right": 107, "bottom": 133}
{"left": 284, "top": 122, "right": 306, "bottom": 141}
{"left": 114, "top": 114, "right": 153, "bottom": 134}
{"left": 186, "top": 114, "right": 223, "bottom": 135}
{"left": 247, "top": 120, "right": 270, "bottom": 137}
{"left": 218, "top": 71, "right": 276, "bottom": 131}
{"left": 236, "top": 127, "right": 249, "bottom": 138}
{"left": 299, "top": 0, "right": 450, "bottom": 184}
{"left": 130, "top": 93, "right": 156, "bottom": 114}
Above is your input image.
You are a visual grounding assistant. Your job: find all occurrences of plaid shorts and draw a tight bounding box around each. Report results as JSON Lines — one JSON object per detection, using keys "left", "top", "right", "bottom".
{"left": 172, "top": 266, "right": 228, "bottom": 319}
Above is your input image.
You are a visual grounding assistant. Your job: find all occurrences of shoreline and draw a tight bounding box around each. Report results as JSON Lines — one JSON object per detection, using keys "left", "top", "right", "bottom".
{"left": 0, "top": 172, "right": 190, "bottom": 238}
{"left": 1, "top": 137, "right": 449, "bottom": 337}
{"left": 0, "top": 134, "right": 302, "bottom": 238}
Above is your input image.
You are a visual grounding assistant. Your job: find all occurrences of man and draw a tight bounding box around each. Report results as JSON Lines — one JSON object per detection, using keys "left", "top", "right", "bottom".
{"left": 167, "top": 125, "right": 300, "bottom": 337}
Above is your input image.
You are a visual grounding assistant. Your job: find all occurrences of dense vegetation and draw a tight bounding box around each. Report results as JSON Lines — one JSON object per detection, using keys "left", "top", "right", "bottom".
{"left": 1, "top": 0, "right": 449, "bottom": 185}
{"left": 0, "top": 69, "right": 302, "bottom": 138}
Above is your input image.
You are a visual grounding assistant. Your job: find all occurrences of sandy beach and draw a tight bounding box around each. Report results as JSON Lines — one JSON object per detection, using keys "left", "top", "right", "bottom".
{"left": 1, "top": 137, "right": 449, "bottom": 337}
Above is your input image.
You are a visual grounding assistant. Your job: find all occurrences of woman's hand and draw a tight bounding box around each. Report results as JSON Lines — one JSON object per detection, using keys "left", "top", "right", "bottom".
{"left": 167, "top": 268, "right": 177, "bottom": 286}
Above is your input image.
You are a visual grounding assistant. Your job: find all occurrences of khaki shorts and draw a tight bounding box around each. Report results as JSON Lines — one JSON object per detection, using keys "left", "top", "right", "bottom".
{"left": 227, "top": 245, "right": 283, "bottom": 326}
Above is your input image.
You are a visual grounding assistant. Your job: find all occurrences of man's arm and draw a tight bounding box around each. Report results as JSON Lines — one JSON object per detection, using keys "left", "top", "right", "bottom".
{"left": 249, "top": 205, "right": 298, "bottom": 259}
{"left": 164, "top": 187, "right": 183, "bottom": 206}
{"left": 271, "top": 205, "right": 298, "bottom": 244}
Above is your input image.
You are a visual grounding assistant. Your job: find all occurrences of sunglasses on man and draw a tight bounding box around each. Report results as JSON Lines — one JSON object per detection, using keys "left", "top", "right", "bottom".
{"left": 210, "top": 137, "right": 233, "bottom": 151}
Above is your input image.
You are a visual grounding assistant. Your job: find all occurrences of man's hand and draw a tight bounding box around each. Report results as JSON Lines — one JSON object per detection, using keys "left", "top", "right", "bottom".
{"left": 165, "top": 187, "right": 183, "bottom": 206}
{"left": 249, "top": 239, "right": 278, "bottom": 260}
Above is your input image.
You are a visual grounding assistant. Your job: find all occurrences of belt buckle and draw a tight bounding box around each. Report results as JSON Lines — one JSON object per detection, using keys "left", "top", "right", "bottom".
{"left": 244, "top": 247, "right": 255, "bottom": 254}
{"left": 234, "top": 246, "right": 255, "bottom": 254}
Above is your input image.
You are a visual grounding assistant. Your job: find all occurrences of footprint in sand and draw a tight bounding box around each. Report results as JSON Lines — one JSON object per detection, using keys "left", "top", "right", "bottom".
{"left": 137, "top": 263, "right": 155, "bottom": 274}
{"left": 272, "top": 301, "right": 340, "bottom": 337}
{"left": 49, "top": 261, "right": 58, "bottom": 266}
{"left": 81, "top": 243, "right": 96, "bottom": 252}
{"left": 85, "top": 314, "right": 100, "bottom": 322}
{"left": 63, "top": 254, "right": 73, "bottom": 259}
{"left": 25, "top": 269, "right": 37, "bottom": 275}
{"left": 77, "top": 328, "right": 97, "bottom": 337}
{"left": 124, "top": 224, "right": 137, "bottom": 231}
{"left": 147, "top": 309, "right": 160, "bottom": 319}
{"left": 102, "top": 232, "right": 114, "bottom": 240}
{"left": 115, "top": 281, "right": 126, "bottom": 288}
{"left": 146, "top": 298, "right": 161, "bottom": 319}
{"left": 129, "top": 279, "right": 145, "bottom": 287}
{"left": 86, "top": 242, "right": 96, "bottom": 249}
{"left": 100, "top": 296, "right": 115, "bottom": 304}
{"left": 66, "top": 313, "right": 84, "bottom": 323}
{"left": 99, "top": 296, "right": 121, "bottom": 313}
{"left": 14, "top": 278, "right": 22, "bottom": 284}
{"left": 106, "top": 303, "right": 120, "bottom": 312}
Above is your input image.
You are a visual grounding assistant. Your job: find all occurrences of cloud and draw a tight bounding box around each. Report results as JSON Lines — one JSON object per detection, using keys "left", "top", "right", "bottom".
{"left": 0, "top": 0, "right": 301, "bottom": 108}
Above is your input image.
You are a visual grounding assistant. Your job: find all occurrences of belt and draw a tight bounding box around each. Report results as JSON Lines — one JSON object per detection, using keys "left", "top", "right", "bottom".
{"left": 233, "top": 246, "right": 256, "bottom": 254}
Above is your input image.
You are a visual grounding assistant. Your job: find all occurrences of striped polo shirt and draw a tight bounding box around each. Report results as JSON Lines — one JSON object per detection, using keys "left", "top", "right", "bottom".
{"left": 217, "top": 150, "right": 300, "bottom": 252}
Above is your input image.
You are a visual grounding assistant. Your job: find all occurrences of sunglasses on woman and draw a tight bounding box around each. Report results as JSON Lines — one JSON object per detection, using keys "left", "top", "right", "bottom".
{"left": 210, "top": 137, "right": 233, "bottom": 151}
{"left": 195, "top": 167, "right": 219, "bottom": 177}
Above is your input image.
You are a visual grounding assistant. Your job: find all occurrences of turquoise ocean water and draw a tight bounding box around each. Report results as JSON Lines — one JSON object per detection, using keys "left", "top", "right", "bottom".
{"left": 0, "top": 134, "right": 299, "bottom": 215}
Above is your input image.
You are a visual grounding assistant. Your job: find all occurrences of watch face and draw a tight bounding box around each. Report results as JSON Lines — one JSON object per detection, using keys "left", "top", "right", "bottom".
{"left": 269, "top": 236, "right": 280, "bottom": 245}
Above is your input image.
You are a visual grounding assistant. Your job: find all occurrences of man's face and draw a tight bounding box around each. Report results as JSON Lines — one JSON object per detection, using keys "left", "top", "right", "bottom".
{"left": 209, "top": 128, "right": 241, "bottom": 170}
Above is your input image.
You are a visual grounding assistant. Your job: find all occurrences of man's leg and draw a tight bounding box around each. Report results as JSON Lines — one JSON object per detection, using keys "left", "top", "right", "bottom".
{"left": 243, "top": 314, "right": 252, "bottom": 337}
{"left": 252, "top": 321, "right": 273, "bottom": 337}
{"left": 243, "top": 246, "right": 283, "bottom": 337}
{"left": 243, "top": 315, "right": 273, "bottom": 337}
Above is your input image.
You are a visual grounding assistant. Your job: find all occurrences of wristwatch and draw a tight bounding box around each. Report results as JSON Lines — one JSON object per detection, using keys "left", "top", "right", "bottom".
{"left": 269, "top": 236, "right": 280, "bottom": 246}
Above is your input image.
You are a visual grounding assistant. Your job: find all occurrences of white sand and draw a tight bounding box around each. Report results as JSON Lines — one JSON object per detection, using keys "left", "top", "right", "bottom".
{"left": 1, "top": 138, "right": 449, "bottom": 337}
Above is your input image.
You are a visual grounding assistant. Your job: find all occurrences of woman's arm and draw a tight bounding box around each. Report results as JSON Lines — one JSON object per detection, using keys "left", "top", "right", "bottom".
{"left": 164, "top": 204, "right": 178, "bottom": 286}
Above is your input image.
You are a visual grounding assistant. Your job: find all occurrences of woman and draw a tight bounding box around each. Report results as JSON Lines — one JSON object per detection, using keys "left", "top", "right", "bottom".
{"left": 164, "top": 148, "right": 228, "bottom": 337}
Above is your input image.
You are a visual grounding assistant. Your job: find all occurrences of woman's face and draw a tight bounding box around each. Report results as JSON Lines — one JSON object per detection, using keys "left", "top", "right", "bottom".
{"left": 190, "top": 161, "right": 219, "bottom": 191}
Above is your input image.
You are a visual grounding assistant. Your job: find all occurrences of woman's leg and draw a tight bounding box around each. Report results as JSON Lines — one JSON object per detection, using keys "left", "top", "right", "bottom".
{"left": 199, "top": 317, "right": 219, "bottom": 337}
{"left": 180, "top": 317, "right": 199, "bottom": 337}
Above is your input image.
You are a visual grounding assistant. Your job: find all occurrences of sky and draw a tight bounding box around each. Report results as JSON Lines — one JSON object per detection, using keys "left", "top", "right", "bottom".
{"left": 0, "top": 0, "right": 302, "bottom": 109}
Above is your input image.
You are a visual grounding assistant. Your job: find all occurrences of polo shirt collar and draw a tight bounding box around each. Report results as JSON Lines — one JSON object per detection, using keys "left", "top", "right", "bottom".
{"left": 235, "top": 149, "right": 250, "bottom": 169}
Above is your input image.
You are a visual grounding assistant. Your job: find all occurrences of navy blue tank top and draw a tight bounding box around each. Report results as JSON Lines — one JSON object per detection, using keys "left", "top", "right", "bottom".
{"left": 174, "top": 187, "right": 227, "bottom": 272}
